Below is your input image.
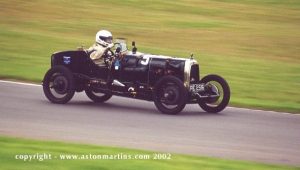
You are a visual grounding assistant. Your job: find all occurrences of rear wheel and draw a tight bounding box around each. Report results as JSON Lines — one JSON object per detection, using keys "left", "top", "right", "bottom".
{"left": 153, "top": 76, "right": 187, "bottom": 115}
{"left": 43, "top": 66, "right": 75, "bottom": 104}
{"left": 198, "top": 74, "right": 230, "bottom": 113}
{"left": 85, "top": 88, "right": 112, "bottom": 103}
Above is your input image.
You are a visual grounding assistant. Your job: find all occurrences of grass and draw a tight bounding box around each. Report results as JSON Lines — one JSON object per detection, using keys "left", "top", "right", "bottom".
{"left": 0, "top": 135, "right": 299, "bottom": 170}
{"left": 0, "top": 0, "right": 299, "bottom": 113}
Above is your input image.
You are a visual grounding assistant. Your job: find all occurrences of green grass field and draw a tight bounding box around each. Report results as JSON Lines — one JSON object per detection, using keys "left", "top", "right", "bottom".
{"left": 0, "top": 0, "right": 299, "bottom": 113}
{"left": 0, "top": 136, "right": 299, "bottom": 170}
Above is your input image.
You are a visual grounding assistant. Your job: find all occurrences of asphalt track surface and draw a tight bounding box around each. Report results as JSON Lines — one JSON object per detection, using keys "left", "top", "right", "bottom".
{"left": 0, "top": 80, "right": 299, "bottom": 166}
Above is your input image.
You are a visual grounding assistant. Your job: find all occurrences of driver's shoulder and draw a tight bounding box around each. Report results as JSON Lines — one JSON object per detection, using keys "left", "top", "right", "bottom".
{"left": 88, "top": 44, "right": 106, "bottom": 53}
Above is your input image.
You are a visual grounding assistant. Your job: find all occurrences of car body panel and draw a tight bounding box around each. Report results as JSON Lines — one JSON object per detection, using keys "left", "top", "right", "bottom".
{"left": 51, "top": 50, "right": 199, "bottom": 90}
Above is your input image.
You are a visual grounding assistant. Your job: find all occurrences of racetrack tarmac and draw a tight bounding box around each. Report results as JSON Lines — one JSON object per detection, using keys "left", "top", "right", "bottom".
{"left": 0, "top": 80, "right": 300, "bottom": 166}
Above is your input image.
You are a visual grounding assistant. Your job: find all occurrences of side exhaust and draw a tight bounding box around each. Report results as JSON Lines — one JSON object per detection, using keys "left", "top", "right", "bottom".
{"left": 112, "top": 80, "right": 125, "bottom": 87}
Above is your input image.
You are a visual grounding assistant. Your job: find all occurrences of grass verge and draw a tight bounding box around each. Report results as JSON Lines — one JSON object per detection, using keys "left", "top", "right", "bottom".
{"left": 0, "top": 136, "right": 299, "bottom": 170}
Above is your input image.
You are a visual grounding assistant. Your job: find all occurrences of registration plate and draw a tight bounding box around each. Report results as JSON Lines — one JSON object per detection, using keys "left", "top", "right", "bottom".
{"left": 189, "top": 83, "right": 205, "bottom": 93}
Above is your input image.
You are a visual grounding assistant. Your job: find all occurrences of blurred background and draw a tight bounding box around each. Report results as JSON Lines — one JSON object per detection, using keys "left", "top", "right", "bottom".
{"left": 0, "top": 0, "right": 299, "bottom": 112}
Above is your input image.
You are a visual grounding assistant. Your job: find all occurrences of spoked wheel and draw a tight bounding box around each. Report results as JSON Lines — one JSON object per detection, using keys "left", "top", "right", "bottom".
{"left": 198, "top": 74, "right": 230, "bottom": 113}
{"left": 85, "top": 88, "right": 112, "bottom": 103}
{"left": 43, "top": 66, "right": 75, "bottom": 104}
{"left": 153, "top": 76, "right": 187, "bottom": 115}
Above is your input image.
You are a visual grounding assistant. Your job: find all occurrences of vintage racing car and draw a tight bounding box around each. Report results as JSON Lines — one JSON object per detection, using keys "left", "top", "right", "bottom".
{"left": 43, "top": 39, "right": 230, "bottom": 114}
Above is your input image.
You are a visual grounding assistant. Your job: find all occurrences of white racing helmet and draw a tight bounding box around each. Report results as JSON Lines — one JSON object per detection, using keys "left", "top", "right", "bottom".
{"left": 95, "top": 30, "right": 113, "bottom": 47}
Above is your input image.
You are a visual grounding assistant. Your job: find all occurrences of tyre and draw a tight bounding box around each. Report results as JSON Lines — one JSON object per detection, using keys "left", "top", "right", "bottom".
{"left": 85, "top": 88, "right": 112, "bottom": 103}
{"left": 198, "top": 74, "right": 230, "bottom": 113}
{"left": 153, "top": 76, "right": 187, "bottom": 115}
{"left": 43, "top": 66, "right": 75, "bottom": 104}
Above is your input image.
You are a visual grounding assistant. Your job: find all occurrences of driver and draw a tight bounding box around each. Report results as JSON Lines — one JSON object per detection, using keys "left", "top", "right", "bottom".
{"left": 87, "top": 30, "right": 114, "bottom": 67}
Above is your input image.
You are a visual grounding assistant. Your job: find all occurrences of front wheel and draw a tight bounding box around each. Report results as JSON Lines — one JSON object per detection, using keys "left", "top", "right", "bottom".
{"left": 198, "top": 74, "right": 230, "bottom": 113}
{"left": 85, "top": 88, "right": 112, "bottom": 103}
{"left": 153, "top": 76, "right": 187, "bottom": 115}
{"left": 43, "top": 66, "right": 75, "bottom": 104}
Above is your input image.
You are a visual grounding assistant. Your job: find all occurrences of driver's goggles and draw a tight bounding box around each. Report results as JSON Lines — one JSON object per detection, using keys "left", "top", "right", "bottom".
{"left": 100, "top": 36, "right": 113, "bottom": 43}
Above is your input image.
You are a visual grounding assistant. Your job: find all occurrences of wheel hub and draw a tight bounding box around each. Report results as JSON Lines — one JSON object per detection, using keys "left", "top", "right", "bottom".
{"left": 162, "top": 86, "right": 179, "bottom": 105}
{"left": 205, "top": 83, "right": 220, "bottom": 103}
{"left": 53, "top": 76, "right": 68, "bottom": 94}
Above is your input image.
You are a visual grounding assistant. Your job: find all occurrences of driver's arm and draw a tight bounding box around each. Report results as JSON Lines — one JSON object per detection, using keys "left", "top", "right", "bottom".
{"left": 90, "top": 46, "right": 106, "bottom": 60}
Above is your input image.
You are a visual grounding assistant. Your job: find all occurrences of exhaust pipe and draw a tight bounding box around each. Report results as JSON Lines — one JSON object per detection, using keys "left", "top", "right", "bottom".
{"left": 112, "top": 80, "right": 125, "bottom": 87}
